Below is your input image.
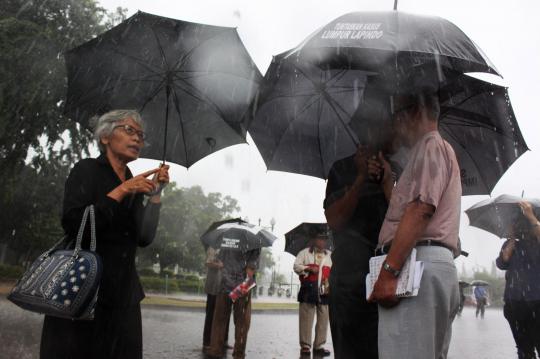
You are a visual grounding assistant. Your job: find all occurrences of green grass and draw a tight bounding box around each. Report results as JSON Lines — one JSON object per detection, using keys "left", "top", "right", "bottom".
{"left": 142, "top": 296, "right": 299, "bottom": 311}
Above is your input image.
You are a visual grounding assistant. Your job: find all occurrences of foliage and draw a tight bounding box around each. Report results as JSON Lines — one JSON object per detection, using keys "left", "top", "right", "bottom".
{"left": 139, "top": 276, "right": 203, "bottom": 294}
{"left": 138, "top": 183, "right": 241, "bottom": 275}
{"left": 258, "top": 248, "right": 275, "bottom": 275}
{"left": 0, "top": 0, "right": 126, "bottom": 263}
{"left": 0, "top": 264, "right": 24, "bottom": 280}
{"left": 0, "top": 154, "right": 70, "bottom": 265}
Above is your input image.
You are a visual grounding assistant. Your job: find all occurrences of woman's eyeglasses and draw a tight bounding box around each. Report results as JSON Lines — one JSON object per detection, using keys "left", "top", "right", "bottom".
{"left": 113, "top": 124, "right": 146, "bottom": 141}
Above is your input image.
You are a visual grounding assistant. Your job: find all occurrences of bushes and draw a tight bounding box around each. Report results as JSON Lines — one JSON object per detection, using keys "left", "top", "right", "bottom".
{"left": 0, "top": 264, "right": 24, "bottom": 280}
{"left": 138, "top": 268, "right": 158, "bottom": 277}
{"left": 139, "top": 276, "right": 202, "bottom": 294}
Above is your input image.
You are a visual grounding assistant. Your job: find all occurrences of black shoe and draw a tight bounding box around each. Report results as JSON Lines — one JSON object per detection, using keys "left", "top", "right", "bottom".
{"left": 300, "top": 347, "right": 311, "bottom": 356}
{"left": 313, "top": 348, "right": 331, "bottom": 357}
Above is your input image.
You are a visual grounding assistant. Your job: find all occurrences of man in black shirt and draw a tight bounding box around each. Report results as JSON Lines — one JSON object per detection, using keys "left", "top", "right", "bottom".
{"left": 324, "top": 145, "right": 394, "bottom": 359}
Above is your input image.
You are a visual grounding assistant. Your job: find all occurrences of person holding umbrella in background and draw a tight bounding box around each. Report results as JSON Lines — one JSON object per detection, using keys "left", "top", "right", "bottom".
{"left": 496, "top": 201, "right": 540, "bottom": 359}
{"left": 202, "top": 220, "right": 275, "bottom": 359}
{"left": 293, "top": 227, "right": 333, "bottom": 357}
{"left": 202, "top": 245, "right": 231, "bottom": 354}
{"left": 474, "top": 284, "right": 488, "bottom": 319}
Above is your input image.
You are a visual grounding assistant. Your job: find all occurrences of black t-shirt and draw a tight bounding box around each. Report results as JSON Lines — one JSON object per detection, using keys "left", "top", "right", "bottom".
{"left": 324, "top": 155, "right": 389, "bottom": 273}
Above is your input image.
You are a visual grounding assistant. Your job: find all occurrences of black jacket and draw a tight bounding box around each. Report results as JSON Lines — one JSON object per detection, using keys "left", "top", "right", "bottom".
{"left": 62, "top": 154, "right": 161, "bottom": 307}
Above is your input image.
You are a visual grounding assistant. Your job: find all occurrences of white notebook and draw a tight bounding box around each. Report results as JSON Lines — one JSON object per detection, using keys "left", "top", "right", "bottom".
{"left": 365, "top": 248, "right": 424, "bottom": 299}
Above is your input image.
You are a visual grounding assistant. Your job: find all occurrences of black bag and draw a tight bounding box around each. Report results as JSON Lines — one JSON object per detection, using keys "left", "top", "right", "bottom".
{"left": 8, "top": 205, "right": 102, "bottom": 319}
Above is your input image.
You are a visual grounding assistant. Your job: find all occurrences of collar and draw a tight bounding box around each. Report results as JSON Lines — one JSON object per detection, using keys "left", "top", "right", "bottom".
{"left": 309, "top": 246, "right": 327, "bottom": 255}
{"left": 96, "top": 152, "right": 109, "bottom": 165}
{"left": 96, "top": 153, "right": 133, "bottom": 180}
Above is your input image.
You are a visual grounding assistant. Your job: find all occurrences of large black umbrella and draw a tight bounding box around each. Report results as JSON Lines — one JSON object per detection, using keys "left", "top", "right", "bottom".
{"left": 200, "top": 220, "right": 277, "bottom": 252}
{"left": 285, "top": 222, "right": 333, "bottom": 256}
{"left": 434, "top": 73, "right": 528, "bottom": 195}
{"left": 294, "top": 11, "right": 498, "bottom": 77}
{"left": 249, "top": 54, "right": 527, "bottom": 195}
{"left": 248, "top": 11, "right": 526, "bottom": 192}
{"left": 466, "top": 194, "right": 540, "bottom": 238}
{"left": 65, "top": 11, "right": 261, "bottom": 166}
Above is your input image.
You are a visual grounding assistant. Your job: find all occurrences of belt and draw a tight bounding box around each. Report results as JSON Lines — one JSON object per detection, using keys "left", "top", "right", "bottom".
{"left": 375, "top": 240, "right": 453, "bottom": 256}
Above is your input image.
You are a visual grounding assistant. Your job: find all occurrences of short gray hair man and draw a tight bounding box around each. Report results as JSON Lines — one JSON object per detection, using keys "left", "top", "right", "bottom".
{"left": 92, "top": 109, "right": 144, "bottom": 152}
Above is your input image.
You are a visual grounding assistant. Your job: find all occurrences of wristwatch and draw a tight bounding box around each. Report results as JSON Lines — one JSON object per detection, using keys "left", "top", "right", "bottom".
{"left": 382, "top": 260, "right": 401, "bottom": 277}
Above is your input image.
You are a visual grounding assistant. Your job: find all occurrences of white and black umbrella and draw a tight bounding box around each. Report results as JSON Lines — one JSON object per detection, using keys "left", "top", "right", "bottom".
{"left": 466, "top": 194, "right": 540, "bottom": 238}
{"left": 201, "top": 219, "right": 277, "bottom": 252}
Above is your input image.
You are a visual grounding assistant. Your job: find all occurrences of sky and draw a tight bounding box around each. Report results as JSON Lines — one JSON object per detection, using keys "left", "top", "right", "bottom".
{"left": 97, "top": 0, "right": 540, "bottom": 278}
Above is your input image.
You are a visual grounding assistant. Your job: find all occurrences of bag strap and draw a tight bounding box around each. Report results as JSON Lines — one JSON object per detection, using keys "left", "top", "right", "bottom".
{"left": 74, "top": 205, "right": 97, "bottom": 257}
{"left": 43, "top": 236, "right": 70, "bottom": 258}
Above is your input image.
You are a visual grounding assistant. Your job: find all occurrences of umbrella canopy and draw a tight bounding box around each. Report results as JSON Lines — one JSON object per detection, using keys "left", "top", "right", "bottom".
{"left": 65, "top": 11, "right": 261, "bottom": 166}
{"left": 293, "top": 11, "right": 498, "bottom": 76}
{"left": 284, "top": 222, "right": 334, "bottom": 256}
{"left": 249, "top": 54, "right": 527, "bottom": 195}
{"left": 435, "top": 74, "right": 528, "bottom": 195}
{"left": 249, "top": 56, "right": 377, "bottom": 178}
{"left": 200, "top": 220, "right": 277, "bottom": 252}
{"left": 459, "top": 280, "right": 471, "bottom": 288}
{"left": 471, "top": 280, "right": 490, "bottom": 287}
{"left": 466, "top": 194, "right": 540, "bottom": 238}
{"left": 248, "top": 11, "right": 526, "bottom": 192}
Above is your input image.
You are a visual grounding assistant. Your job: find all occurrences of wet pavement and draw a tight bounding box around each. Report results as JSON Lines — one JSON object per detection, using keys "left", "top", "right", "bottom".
{"left": 0, "top": 298, "right": 517, "bottom": 359}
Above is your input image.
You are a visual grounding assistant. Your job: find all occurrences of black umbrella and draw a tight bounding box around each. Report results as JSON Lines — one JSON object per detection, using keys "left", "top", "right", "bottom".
{"left": 65, "top": 11, "right": 261, "bottom": 166}
{"left": 295, "top": 11, "right": 498, "bottom": 77}
{"left": 200, "top": 220, "right": 277, "bottom": 252}
{"left": 435, "top": 73, "right": 528, "bottom": 195}
{"left": 249, "top": 57, "right": 377, "bottom": 178}
{"left": 285, "top": 222, "right": 333, "bottom": 256}
{"left": 249, "top": 54, "right": 527, "bottom": 195}
{"left": 466, "top": 194, "right": 540, "bottom": 238}
{"left": 200, "top": 218, "right": 246, "bottom": 250}
{"left": 459, "top": 280, "right": 471, "bottom": 288}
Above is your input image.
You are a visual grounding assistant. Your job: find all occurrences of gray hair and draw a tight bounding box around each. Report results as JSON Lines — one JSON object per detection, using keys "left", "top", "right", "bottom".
{"left": 91, "top": 109, "right": 144, "bottom": 152}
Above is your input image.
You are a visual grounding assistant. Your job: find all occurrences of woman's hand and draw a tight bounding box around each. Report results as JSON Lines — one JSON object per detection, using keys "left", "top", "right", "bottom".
{"left": 149, "top": 165, "right": 170, "bottom": 203}
{"left": 154, "top": 164, "right": 170, "bottom": 185}
{"left": 108, "top": 168, "right": 160, "bottom": 201}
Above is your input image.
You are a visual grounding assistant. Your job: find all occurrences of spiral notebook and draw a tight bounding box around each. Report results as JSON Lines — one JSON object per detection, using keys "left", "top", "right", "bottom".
{"left": 365, "top": 248, "right": 424, "bottom": 299}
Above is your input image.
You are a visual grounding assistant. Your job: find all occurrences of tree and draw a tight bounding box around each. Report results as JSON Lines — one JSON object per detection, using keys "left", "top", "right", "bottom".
{"left": 0, "top": 152, "right": 71, "bottom": 265}
{"left": 0, "top": 0, "right": 126, "bottom": 263}
{"left": 0, "top": 0, "right": 127, "bottom": 168}
{"left": 258, "top": 248, "right": 275, "bottom": 275}
{"left": 139, "top": 184, "right": 241, "bottom": 275}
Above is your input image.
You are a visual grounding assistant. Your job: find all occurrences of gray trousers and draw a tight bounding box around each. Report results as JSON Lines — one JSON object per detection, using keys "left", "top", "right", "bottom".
{"left": 299, "top": 302, "right": 329, "bottom": 349}
{"left": 378, "top": 246, "right": 459, "bottom": 359}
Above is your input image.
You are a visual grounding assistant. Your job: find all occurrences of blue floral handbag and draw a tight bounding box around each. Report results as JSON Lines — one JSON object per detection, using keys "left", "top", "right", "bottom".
{"left": 8, "top": 205, "right": 102, "bottom": 319}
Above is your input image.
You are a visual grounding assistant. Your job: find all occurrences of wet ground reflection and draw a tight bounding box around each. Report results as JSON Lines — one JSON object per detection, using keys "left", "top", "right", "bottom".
{"left": 0, "top": 298, "right": 515, "bottom": 358}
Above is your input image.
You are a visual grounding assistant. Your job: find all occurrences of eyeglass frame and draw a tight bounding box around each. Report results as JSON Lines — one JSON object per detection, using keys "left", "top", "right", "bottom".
{"left": 113, "top": 124, "right": 146, "bottom": 141}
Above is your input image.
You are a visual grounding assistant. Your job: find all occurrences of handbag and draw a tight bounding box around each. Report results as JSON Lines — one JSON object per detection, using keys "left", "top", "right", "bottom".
{"left": 8, "top": 205, "right": 102, "bottom": 319}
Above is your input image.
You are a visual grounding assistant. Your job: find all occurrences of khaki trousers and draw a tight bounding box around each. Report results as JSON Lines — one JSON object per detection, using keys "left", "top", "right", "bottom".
{"left": 299, "top": 302, "right": 329, "bottom": 350}
{"left": 208, "top": 292, "right": 252, "bottom": 359}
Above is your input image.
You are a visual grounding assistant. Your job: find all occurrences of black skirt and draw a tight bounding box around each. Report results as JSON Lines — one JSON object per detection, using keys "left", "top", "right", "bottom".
{"left": 40, "top": 303, "right": 142, "bottom": 359}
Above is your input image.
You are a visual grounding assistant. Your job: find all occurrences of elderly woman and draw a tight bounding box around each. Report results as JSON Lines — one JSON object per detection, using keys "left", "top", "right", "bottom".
{"left": 40, "top": 109, "right": 169, "bottom": 359}
{"left": 496, "top": 201, "right": 540, "bottom": 359}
